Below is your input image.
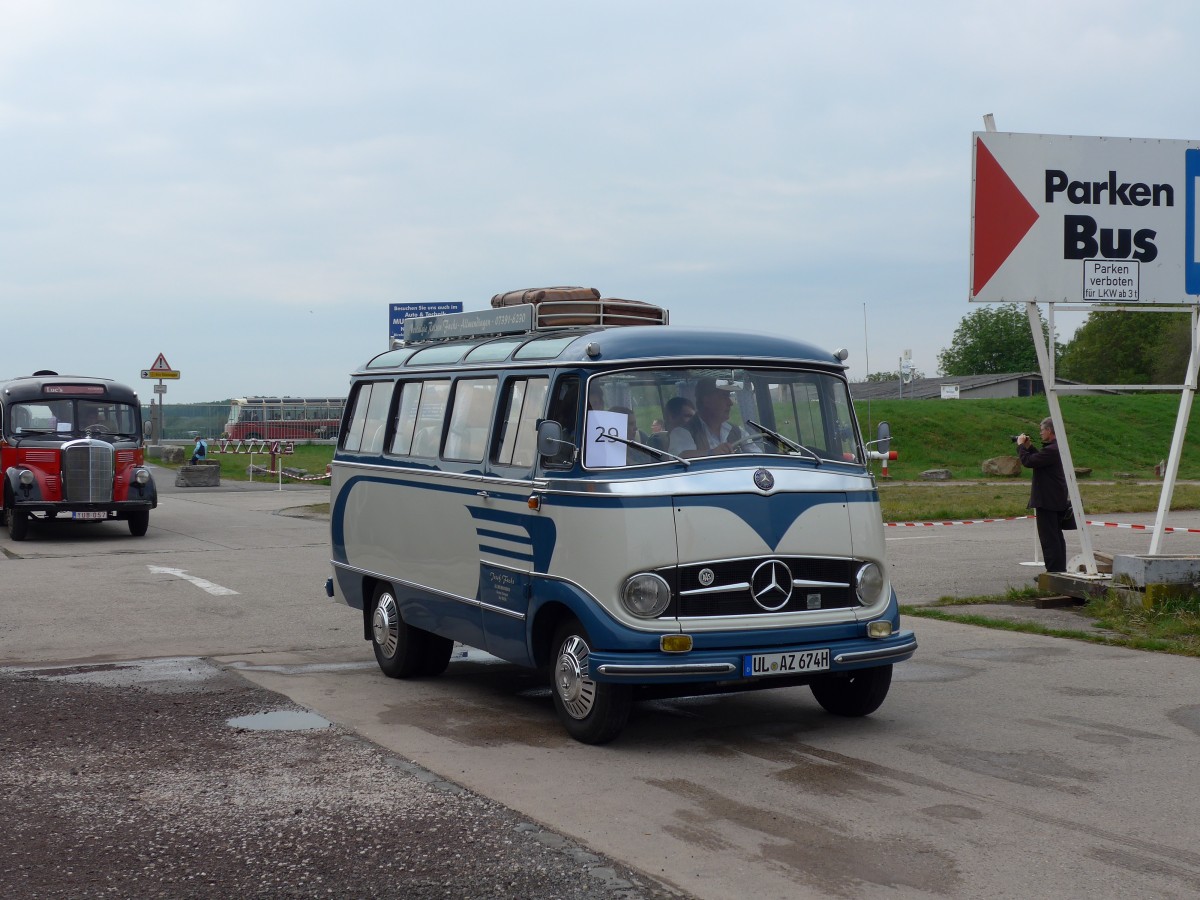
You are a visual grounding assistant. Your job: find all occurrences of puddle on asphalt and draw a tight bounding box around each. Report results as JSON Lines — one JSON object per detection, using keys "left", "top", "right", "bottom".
{"left": 226, "top": 709, "right": 332, "bottom": 731}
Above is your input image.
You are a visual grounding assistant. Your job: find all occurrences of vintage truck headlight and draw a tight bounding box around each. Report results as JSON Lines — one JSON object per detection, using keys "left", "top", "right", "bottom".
{"left": 133, "top": 468, "right": 151, "bottom": 485}
{"left": 621, "top": 573, "right": 672, "bottom": 618}
{"left": 18, "top": 469, "right": 35, "bottom": 487}
{"left": 855, "top": 562, "right": 885, "bottom": 605}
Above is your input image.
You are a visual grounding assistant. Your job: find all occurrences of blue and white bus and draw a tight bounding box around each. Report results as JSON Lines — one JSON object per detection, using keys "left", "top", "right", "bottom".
{"left": 326, "top": 293, "right": 915, "bottom": 743}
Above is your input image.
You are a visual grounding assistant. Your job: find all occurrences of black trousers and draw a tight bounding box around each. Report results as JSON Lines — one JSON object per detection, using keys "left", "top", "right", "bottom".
{"left": 1035, "top": 507, "right": 1067, "bottom": 573}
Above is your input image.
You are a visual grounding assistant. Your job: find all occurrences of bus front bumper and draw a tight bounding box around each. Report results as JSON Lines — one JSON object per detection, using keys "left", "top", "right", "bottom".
{"left": 587, "top": 631, "right": 917, "bottom": 685}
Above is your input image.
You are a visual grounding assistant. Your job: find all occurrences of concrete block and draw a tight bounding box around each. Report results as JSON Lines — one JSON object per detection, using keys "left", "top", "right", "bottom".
{"left": 175, "top": 463, "right": 221, "bottom": 487}
{"left": 1111, "top": 555, "right": 1200, "bottom": 588}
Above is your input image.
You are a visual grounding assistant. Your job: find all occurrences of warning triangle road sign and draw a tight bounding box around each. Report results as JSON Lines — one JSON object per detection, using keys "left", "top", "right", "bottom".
{"left": 149, "top": 353, "right": 172, "bottom": 372}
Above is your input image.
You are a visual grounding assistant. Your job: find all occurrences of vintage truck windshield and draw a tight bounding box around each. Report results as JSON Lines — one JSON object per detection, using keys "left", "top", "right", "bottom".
{"left": 584, "top": 366, "right": 861, "bottom": 468}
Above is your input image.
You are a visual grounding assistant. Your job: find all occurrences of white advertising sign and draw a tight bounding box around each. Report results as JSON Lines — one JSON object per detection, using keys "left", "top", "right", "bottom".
{"left": 970, "top": 131, "right": 1200, "bottom": 304}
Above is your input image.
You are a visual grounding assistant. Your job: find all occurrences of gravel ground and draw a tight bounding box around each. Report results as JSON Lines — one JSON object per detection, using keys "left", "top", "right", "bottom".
{"left": 0, "top": 658, "right": 684, "bottom": 900}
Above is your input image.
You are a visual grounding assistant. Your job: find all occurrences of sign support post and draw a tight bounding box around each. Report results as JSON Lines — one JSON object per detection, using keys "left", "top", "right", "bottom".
{"left": 1149, "top": 305, "right": 1200, "bottom": 554}
{"left": 1026, "top": 302, "right": 1098, "bottom": 574}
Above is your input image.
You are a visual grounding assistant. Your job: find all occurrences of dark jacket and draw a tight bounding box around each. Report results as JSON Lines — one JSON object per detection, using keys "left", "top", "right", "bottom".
{"left": 1018, "top": 438, "right": 1068, "bottom": 510}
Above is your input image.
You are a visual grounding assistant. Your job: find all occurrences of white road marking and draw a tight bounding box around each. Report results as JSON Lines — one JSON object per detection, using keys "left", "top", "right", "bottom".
{"left": 147, "top": 566, "right": 239, "bottom": 596}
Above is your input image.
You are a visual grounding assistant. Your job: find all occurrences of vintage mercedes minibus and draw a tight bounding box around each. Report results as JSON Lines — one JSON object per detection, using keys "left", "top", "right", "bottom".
{"left": 1, "top": 371, "right": 157, "bottom": 541}
{"left": 327, "top": 294, "right": 915, "bottom": 743}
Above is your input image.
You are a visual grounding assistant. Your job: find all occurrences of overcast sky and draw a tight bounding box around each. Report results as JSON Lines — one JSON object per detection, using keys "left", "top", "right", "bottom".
{"left": 2, "top": 1, "right": 1196, "bottom": 403}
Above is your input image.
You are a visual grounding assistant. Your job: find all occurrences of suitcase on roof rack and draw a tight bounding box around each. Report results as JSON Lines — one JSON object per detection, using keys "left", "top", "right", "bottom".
{"left": 490, "top": 286, "right": 601, "bottom": 308}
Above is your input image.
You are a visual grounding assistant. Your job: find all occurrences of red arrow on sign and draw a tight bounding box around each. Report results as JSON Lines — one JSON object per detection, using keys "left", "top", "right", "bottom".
{"left": 972, "top": 139, "right": 1039, "bottom": 296}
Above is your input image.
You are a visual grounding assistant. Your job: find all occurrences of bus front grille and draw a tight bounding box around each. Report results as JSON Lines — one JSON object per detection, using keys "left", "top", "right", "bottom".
{"left": 62, "top": 442, "right": 115, "bottom": 502}
{"left": 664, "top": 556, "right": 860, "bottom": 618}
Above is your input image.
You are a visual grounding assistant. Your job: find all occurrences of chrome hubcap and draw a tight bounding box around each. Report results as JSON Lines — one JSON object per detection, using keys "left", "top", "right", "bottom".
{"left": 372, "top": 593, "right": 400, "bottom": 658}
{"left": 555, "top": 635, "right": 596, "bottom": 720}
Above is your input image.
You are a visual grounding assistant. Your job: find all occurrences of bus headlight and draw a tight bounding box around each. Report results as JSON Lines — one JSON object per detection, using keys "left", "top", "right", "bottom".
{"left": 621, "top": 573, "right": 672, "bottom": 618}
{"left": 133, "top": 468, "right": 151, "bottom": 485}
{"left": 18, "top": 469, "right": 35, "bottom": 487}
{"left": 855, "top": 562, "right": 885, "bottom": 605}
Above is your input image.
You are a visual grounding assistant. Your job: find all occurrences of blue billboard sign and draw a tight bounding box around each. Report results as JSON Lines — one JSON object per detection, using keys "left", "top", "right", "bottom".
{"left": 390, "top": 302, "right": 464, "bottom": 342}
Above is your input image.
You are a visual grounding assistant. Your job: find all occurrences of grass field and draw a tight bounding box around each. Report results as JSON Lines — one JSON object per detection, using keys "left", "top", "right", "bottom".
{"left": 855, "top": 393, "right": 1199, "bottom": 481}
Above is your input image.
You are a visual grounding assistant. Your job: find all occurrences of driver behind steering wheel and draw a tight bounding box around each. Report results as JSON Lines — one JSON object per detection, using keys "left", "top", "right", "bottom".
{"left": 668, "top": 377, "right": 758, "bottom": 458}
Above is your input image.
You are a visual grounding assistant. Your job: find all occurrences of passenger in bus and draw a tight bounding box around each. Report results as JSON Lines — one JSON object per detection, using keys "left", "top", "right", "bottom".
{"left": 608, "top": 405, "right": 654, "bottom": 464}
{"left": 669, "top": 378, "right": 748, "bottom": 458}
{"left": 654, "top": 396, "right": 695, "bottom": 450}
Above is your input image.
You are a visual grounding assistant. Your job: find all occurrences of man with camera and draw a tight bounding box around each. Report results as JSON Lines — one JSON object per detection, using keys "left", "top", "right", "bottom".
{"left": 1016, "top": 417, "right": 1069, "bottom": 573}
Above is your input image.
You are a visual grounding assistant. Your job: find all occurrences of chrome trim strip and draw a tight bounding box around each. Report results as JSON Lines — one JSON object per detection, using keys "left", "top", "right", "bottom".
{"left": 596, "top": 662, "right": 738, "bottom": 676}
{"left": 331, "top": 459, "right": 535, "bottom": 490}
{"left": 792, "top": 580, "right": 849, "bottom": 589}
{"left": 833, "top": 639, "right": 918, "bottom": 665}
{"left": 679, "top": 581, "right": 751, "bottom": 597}
{"left": 329, "top": 560, "right": 526, "bottom": 620}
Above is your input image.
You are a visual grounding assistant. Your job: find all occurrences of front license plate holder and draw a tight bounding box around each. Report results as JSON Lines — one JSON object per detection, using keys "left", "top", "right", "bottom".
{"left": 72, "top": 511, "right": 107, "bottom": 520}
{"left": 744, "top": 648, "right": 830, "bottom": 677}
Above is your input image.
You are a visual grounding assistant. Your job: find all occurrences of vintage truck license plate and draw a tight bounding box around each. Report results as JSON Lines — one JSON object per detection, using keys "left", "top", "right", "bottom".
{"left": 72, "top": 511, "right": 107, "bottom": 520}
{"left": 744, "top": 648, "right": 830, "bottom": 677}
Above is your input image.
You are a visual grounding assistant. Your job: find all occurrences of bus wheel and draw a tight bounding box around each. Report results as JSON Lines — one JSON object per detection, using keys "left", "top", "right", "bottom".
{"left": 128, "top": 511, "right": 150, "bottom": 537}
{"left": 809, "top": 665, "right": 893, "bottom": 717}
{"left": 550, "top": 618, "right": 631, "bottom": 745}
{"left": 370, "top": 585, "right": 428, "bottom": 678}
{"left": 7, "top": 508, "right": 29, "bottom": 542}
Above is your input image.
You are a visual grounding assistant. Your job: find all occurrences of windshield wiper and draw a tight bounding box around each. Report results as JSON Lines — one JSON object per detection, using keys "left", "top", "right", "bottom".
{"left": 598, "top": 433, "right": 690, "bottom": 467}
{"left": 745, "top": 420, "right": 822, "bottom": 465}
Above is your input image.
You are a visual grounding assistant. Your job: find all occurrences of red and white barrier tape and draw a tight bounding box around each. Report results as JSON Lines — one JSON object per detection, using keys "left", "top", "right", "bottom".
{"left": 1084, "top": 520, "right": 1200, "bottom": 534}
{"left": 885, "top": 516, "right": 1031, "bottom": 527}
{"left": 247, "top": 464, "right": 331, "bottom": 482}
{"left": 884, "top": 515, "right": 1200, "bottom": 534}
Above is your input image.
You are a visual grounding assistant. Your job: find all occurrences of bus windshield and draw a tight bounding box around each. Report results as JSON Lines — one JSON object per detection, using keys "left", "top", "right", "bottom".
{"left": 5, "top": 400, "right": 140, "bottom": 439}
{"left": 584, "top": 367, "right": 862, "bottom": 468}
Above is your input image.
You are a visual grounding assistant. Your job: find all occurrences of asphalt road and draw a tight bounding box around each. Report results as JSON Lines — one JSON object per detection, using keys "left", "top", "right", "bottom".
{"left": 3, "top": 469, "right": 1200, "bottom": 898}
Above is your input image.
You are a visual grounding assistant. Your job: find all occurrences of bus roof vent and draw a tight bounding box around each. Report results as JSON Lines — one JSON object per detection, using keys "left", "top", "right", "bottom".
{"left": 33, "top": 369, "right": 59, "bottom": 376}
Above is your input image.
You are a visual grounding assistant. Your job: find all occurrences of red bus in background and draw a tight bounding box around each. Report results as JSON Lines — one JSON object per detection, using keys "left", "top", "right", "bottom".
{"left": 224, "top": 397, "right": 345, "bottom": 441}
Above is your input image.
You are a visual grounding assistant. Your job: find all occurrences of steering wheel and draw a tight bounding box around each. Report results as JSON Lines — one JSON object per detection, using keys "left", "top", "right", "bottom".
{"left": 85, "top": 424, "right": 112, "bottom": 435}
{"left": 727, "top": 434, "right": 760, "bottom": 453}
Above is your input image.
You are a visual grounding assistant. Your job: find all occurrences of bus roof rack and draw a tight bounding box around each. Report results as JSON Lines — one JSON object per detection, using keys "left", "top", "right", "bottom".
{"left": 400, "top": 298, "right": 668, "bottom": 346}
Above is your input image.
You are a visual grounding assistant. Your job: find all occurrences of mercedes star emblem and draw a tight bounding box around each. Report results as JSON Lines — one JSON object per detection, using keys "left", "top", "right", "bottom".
{"left": 753, "top": 468, "right": 774, "bottom": 491}
{"left": 750, "top": 559, "right": 793, "bottom": 611}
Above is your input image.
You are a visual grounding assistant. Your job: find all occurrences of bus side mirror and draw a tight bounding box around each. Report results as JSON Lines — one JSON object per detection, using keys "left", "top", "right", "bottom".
{"left": 536, "top": 420, "right": 566, "bottom": 456}
{"left": 875, "top": 421, "right": 891, "bottom": 455}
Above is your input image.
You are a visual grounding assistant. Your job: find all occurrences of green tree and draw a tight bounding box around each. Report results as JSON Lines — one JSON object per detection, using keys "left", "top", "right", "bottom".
{"left": 860, "top": 368, "right": 925, "bottom": 383}
{"left": 1059, "top": 310, "right": 1191, "bottom": 384}
{"left": 937, "top": 304, "right": 1059, "bottom": 376}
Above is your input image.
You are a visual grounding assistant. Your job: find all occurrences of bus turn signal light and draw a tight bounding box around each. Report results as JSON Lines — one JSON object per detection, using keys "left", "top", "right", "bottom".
{"left": 660, "top": 634, "right": 693, "bottom": 653}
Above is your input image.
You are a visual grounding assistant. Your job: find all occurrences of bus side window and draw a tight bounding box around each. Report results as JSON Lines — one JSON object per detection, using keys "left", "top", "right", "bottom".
{"left": 361, "top": 382, "right": 393, "bottom": 454}
{"left": 389, "top": 382, "right": 422, "bottom": 455}
{"left": 542, "top": 376, "right": 580, "bottom": 469}
{"left": 341, "top": 384, "right": 374, "bottom": 452}
{"left": 495, "top": 377, "right": 549, "bottom": 468}
{"left": 410, "top": 380, "right": 449, "bottom": 458}
{"left": 341, "top": 382, "right": 392, "bottom": 454}
{"left": 444, "top": 378, "right": 497, "bottom": 463}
